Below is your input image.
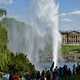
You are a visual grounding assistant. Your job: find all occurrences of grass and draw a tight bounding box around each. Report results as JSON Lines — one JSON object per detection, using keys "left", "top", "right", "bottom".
{"left": 61, "top": 45, "right": 80, "bottom": 54}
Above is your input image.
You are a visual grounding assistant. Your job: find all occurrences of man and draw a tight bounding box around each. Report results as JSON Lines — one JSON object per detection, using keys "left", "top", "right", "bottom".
{"left": 50, "top": 62, "right": 54, "bottom": 71}
{"left": 9, "top": 72, "right": 20, "bottom": 80}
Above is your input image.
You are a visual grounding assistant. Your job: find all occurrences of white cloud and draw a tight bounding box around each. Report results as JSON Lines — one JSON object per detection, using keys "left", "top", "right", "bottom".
{"left": 61, "top": 13, "right": 67, "bottom": 16}
{"left": 60, "top": 10, "right": 80, "bottom": 31}
{"left": 62, "top": 18, "right": 72, "bottom": 22}
{"left": 0, "top": 0, "right": 14, "bottom": 4}
{"left": 61, "top": 10, "right": 80, "bottom": 16}
{"left": 70, "top": 10, "right": 80, "bottom": 15}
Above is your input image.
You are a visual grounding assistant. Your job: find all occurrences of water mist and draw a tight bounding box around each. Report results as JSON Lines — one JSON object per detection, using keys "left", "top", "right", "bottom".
{"left": 32, "top": 0, "right": 60, "bottom": 69}
{"left": 7, "top": 0, "right": 60, "bottom": 70}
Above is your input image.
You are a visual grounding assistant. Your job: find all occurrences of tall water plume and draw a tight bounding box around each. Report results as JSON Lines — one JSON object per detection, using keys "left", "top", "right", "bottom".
{"left": 31, "top": 0, "right": 60, "bottom": 69}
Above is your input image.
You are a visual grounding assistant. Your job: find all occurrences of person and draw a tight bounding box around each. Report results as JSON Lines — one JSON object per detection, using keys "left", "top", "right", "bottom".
{"left": 9, "top": 72, "right": 20, "bottom": 80}
{"left": 45, "top": 70, "right": 51, "bottom": 80}
{"left": 36, "top": 71, "right": 40, "bottom": 80}
{"left": 40, "top": 70, "right": 45, "bottom": 80}
{"left": 50, "top": 62, "right": 54, "bottom": 71}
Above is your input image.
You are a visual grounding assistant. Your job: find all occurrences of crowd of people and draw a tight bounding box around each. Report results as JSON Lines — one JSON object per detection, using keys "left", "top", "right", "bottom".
{"left": 32, "top": 63, "right": 80, "bottom": 80}
{"left": 0, "top": 62, "right": 80, "bottom": 80}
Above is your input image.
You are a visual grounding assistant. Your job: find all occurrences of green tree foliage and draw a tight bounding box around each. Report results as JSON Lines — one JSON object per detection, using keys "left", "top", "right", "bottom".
{"left": 7, "top": 53, "right": 35, "bottom": 74}
{"left": 0, "top": 25, "right": 8, "bottom": 51}
{"left": 15, "top": 53, "right": 33, "bottom": 72}
{"left": 0, "top": 25, "right": 10, "bottom": 71}
{"left": 0, "top": 19, "right": 36, "bottom": 73}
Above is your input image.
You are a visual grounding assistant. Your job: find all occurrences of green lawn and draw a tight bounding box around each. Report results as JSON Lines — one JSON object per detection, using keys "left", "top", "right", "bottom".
{"left": 61, "top": 45, "right": 80, "bottom": 54}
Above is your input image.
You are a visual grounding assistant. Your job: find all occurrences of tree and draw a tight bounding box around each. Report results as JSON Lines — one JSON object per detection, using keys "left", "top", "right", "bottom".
{"left": 0, "top": 16, "right": 36, "bottom": 73}
{"left": 0, "top": 25, "right": 9, "bottom": 71}
{"left": 0, "top": 25, "right": 8, "bottom": 52}
{"left": 14, "top": 53, "right": 35, "bottom": 73}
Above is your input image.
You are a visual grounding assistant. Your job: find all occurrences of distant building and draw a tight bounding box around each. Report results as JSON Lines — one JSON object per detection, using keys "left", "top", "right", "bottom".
{"left": 61, "top": 31, "right": 80, "bottom": 45}
{"left": 0, "top": 9, "right": 7, "bottom": 17}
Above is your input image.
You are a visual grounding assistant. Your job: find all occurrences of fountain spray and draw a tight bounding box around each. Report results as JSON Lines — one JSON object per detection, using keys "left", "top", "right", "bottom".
{"left": 1, "top": 0, "right": 60, "bottom": 71}
{"left": 33, "top": 0, "right": 59, "bottom": 69}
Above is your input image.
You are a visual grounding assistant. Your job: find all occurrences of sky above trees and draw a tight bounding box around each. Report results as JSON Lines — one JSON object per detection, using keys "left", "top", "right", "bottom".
{"left": 0, "top": 0, "right": 80, "bottom": 31}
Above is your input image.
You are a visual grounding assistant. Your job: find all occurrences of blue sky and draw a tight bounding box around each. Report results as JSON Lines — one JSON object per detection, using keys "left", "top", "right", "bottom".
{"left": 60, "top": 0, "right": 80, "bottom": 12}
{"left": 60, "top": 0, "right": 80, "bottom": 31}
{"left": 0, "top": 0, "right": 80, "bottom": 31}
